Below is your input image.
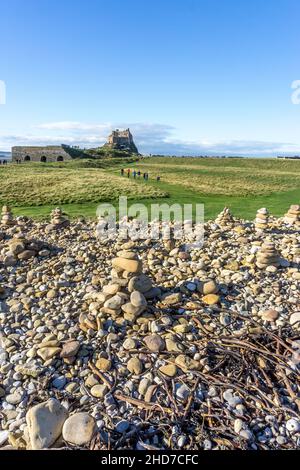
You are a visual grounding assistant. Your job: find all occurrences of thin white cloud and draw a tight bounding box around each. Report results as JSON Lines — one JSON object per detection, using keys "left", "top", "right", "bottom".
{"left": 0, "top": 134, "right": 105, "bottom": 149}
{"left": 37, "top": 121, "right": 112, "bottom": 132}
{"left": 36, "top": 121, "right": 175, "bottom": 140}
{"left": 1, "top": 121, "right": 300, "bottom": 156}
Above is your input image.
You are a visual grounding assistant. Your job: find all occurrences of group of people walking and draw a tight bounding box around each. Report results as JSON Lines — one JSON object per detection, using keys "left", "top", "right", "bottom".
{"left": 0, "top": 159, "right": 8, "bottom": 165}
{"left": 121, "top": 168, "right": 161, "bottom": 182}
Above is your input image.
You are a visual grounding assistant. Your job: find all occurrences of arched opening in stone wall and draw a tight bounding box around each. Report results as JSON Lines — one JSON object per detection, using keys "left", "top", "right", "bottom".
{"left": 24, "top": 155, "right": 31, "bottom": 161}
{"left": 41, "top": 156, "right": 47, "bottom": 163}
{"left": 57, "top": 156, "right": 64, "bottom": 162}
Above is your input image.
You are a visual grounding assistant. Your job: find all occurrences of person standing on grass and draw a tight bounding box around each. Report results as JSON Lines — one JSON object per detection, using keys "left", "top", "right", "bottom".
{"left": 121, "top": 168, "right": 124, "bottom": 176}
{"left": 157, "top": 176, "right": 161, "bottom": 182}
{"left": 138, "top": 170, "right": 141, "bottom": 178}
{"left": 133, "top": 170, "right": 137, "bottom": 179}
{"left": 127, "top": 169, "right": 131, "bottom": 178}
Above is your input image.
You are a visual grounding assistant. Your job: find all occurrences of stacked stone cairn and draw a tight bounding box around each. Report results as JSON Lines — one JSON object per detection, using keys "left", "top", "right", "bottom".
{"left": 46, "top": 208, "right": 70, "bottom": 232}
{"left": 284, "top": 205, "right": 300, "bottom": 225}
{"left": 0, "top": 205, "right": 15, "bottom": 227}
{"left": 255, "top": 208, "right": 269, "bottom": 231}
{"left": 291, "top": 240, "right": 300, "bottom": 263}
{"left": 215, "top": 207, "right": 235, "bottom": 227}
{"left": 256, "top": 241, "right": 281, "bottom": 269}
{"left": 0, "top": 234, "right": 50, "bottom": 267}
{"left": 81, "top": 249, "right": 161, "bottom": 331}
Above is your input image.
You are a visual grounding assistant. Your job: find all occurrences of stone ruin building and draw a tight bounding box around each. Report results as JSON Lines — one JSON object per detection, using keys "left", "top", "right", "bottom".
{"left": 11, "top": 146, "right": 72, "bottom": 163}
{"left": 11, "top": 129, "right": 139, "bottom": 162}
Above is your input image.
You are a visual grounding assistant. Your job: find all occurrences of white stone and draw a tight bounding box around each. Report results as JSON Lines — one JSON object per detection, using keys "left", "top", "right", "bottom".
{"left": 62, "top": 412, "right": 96, "bottom": 446}
{"left": 26, "top": 398, "right": 68, "bottom": 450}
{"left": 234, "top": 418, "right": 244, "bottom": 434}
{"left": 290, "top": 312, "right": 300, "bottom": 327}
{"left": 286, "top": 418, "right": 300, "bottom": 433}
{"left": 0, "top": 430, "right": 9, "bottom": 446}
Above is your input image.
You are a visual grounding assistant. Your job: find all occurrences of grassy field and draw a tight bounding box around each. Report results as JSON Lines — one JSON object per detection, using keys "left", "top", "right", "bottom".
{"left": 1, "top": 157, "right": 300, "bottom": 220}
{"left": 131, "top": 157, "right": 300, "bottom": 196}
{"left": 0, "top": 161, "right": 167, "bottom": 206}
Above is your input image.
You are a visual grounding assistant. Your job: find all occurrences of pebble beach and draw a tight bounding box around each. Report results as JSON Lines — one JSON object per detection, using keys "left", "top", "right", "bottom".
{"left": 0, "top": 205, "right": 300, "bottom": 450}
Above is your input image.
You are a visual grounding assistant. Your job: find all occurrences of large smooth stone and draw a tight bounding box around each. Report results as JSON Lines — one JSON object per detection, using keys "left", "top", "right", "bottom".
{"left": 161, "top": 293, "right": 182, "bottom": 305}
{"left": 128, "top": 274, "right": 153, "bottom": 293}
{"left": 26, "top": 398, "right": 68, "bottom": 450}
{"left": 159, "top": 364, "right": 177, "bottom": 377}
{"left": 37, "top": 347, "right": 61, "bottom": 361}
{"left": 3, "top": 254, "right": 17, "bottom": 266}
{"left": 91, "top": 384, "right": 108, "bottom": 398}
{"left": 202, "top": 294, "right": 220, "bottom": 305}
{"left": 199, "top": 280, "right": 219, "bottom": 295}
{"left": 166, "top": 338, "right": 185, "bottom": 353}
{"left": 62, "top": 413, "right": 96, "bottom": 446}
{"left": 8, "top": 240, "right": 25, "bottom": 255}
{"left": 116, "top": 251, "right": 138, "bottom": 260}
{"left": 127, "top": 357, "right": 143, "bottom": 375}
{"left": 18, "top": 250, "right": 36, "bottom": 260}
{"left": 104, "top": 295, "right": 124, "bottom": 310}
{"left": 130, "top": 291, "right": 147, "bottom": 308}
{"left": 95, "top": 357, "right": 111, "bottom": 371}
{"left": 60, "top": 340, "right": 80, "bottom": 358}
{"left": 102, "top": 284, "right": 120, "bottom": 295}
{"left": 144, "top": 334, "right": 165, "bottom": 352}
{"left": 121, "top": 303, "right": 145, "bottom": 316}
{"left": 112, "top": 257, "right": 142, "bottom": 273}
{"left": 290, "top": 312, "right": 300, "bottom": 327}
{"left": 261, "top": 310, "right": 279, "bottom": 322}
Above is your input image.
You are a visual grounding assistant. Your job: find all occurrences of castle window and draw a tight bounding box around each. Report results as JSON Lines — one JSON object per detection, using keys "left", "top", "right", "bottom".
{"left": 57, "top": 156, "right": 64, "bottom": 162}
{"left": 41, "top": 156, "right": 47, "bottom": 163}
{"left": 24, "top": 155, "right": 31, "bottom": 161}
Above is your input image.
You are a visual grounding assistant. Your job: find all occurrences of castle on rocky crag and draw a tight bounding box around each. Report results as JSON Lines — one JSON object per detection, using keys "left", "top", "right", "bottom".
{"left": 11, "top": 128, "right": 139, "bottom": 162}
{"left": 104, "top": 128, "right": 139, "bottom": 154}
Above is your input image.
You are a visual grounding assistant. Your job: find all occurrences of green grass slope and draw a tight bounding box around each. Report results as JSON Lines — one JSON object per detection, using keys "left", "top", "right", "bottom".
{"left": 1, "top": 157, "right": 299, "bottom": 220}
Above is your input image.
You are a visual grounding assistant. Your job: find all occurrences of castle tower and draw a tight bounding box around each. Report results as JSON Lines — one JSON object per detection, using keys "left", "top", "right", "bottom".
{"left": 104, "top": 128, "right": 139, "bottom": 154}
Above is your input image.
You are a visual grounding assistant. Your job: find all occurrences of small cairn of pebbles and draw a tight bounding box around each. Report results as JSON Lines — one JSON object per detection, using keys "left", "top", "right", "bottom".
{"left": 284, "top": 205, "right": 300, "bottom": 225}
{"left": 85, "top": 249, "right": 160, "bottom": 326}
{"left": 255, "top": 208, "right": 269, "bottom": 231}
{"left": 256, "top": 240, "right": 280, "bottom": 269}
{"left": 291, "top": 241, "right": 300, "bottom": 263}
{"left": 46, "top": 208, "right": 70, "bottom": 232}
{"left": 0, "top": 206, "right": 15, "bottom": 227}
{"left": 215, "top": 207, "right": 235, "bottom": 227}
{"left": 0, "top": 234, "right": 50, "bottom": 266}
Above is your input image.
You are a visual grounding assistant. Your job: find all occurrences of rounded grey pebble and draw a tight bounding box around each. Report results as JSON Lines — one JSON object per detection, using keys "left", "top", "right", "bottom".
{"left": 239, "top": 430, "right": 253, "bottom": 441}
{"left": 115, "top": 420, "right": 130, "bottom": 434}
{"left": 203, "top": 439, "right": 212, "bottom": 450}
{"left": 276, "top": 436, "right": 286, "bottom": 445}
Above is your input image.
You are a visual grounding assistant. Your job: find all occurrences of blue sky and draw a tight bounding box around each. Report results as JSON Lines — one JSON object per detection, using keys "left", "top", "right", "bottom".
{"left": 0, "top": 0, "right": 300, "bottom": 155}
